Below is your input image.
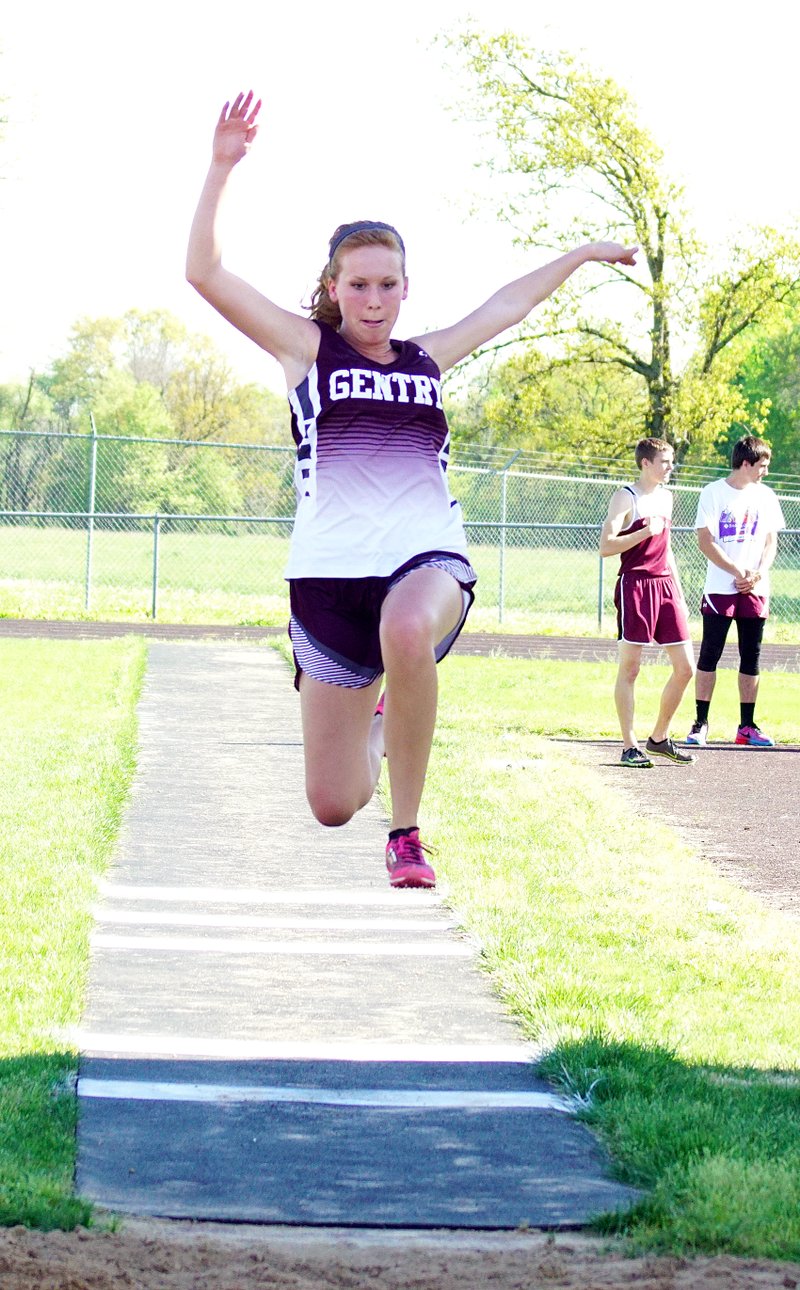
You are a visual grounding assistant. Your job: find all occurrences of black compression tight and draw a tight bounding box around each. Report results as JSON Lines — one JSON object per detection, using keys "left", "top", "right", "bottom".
{"left": 697, "top": 615, "right": 765, "bottom": 677}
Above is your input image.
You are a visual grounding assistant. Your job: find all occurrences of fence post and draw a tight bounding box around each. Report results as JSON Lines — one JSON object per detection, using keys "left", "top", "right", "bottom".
{"left": 83, "top": 413, "right": 98, "bottom": 610}
{"left": 498, "top": 451, "right": 521, "bottom": 625}
{"left": 597, "top": 553, "right": 605, "bottom": 630}
{"left": 151, "top": 513, "right": 161, "bottom": 619}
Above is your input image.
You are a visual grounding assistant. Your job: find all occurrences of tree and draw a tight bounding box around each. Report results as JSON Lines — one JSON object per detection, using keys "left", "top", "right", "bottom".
{"left": 0, "top": 376, "right": 61, "bottom": 512}
{"left": 41, "top": 308, "right": 287, "bottom": 443}
{"left": 447, "top": 32, "right": 800, "bottom": 462}
{"left": 2, "top": 309, "right": 290, "bottom": 521}
{"left": 448, "top": 338, "right": 646, "bottom": 469}
{"left": 729, "top": 300, "right": 800, "bottom": 474}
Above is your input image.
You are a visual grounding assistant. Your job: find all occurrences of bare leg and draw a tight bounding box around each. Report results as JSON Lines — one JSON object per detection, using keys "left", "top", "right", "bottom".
{"left": 651, "top": 641, "right": 696, "bottom": 742}
{"left": 614, "top": 642, "right": 643, "bottom": 748}
{"left": 738, "top": 672, "right": 759, "bottom": 704}
{"left": 695, "top": 668, "right": 717, "bottom": 703}
{"left": 379, "top": 567, "right": 463, "bottom": 830}
{"left": 299, "top": 674, "right": 383, "bottom": 826}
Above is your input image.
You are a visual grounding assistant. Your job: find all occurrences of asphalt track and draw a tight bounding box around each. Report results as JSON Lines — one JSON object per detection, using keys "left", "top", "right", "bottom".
{"left": 2, "top": 614, "right": 799, "bottom": 669}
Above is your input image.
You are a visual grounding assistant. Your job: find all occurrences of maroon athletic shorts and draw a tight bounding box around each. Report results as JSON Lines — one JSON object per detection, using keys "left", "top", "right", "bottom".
{"left": 615, "top": 572, "right": 690, "bottom": 646}
{"left": 700, "top": 592, "right": 768, "bottom": 619}
{"left": 288, "top": 550, "right": 477, "bottom": 690}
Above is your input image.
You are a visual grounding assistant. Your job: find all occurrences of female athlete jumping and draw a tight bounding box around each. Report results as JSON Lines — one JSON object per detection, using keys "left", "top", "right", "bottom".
{"left": 187, "top": 91, "right": 637, "bottom": 888}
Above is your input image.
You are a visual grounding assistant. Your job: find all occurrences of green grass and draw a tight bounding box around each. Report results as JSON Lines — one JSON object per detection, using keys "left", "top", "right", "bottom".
{"left": 419, "top": 654, "right": 800, "bottom": 1258}
{"left": 470, "top": 655, "right": 800, "bottom": 745}
{"left": 3, "top": 522, "right": 800, "bottom": 640}
{"left": 0, "top": 638, "right": 146, "bottom": 1227}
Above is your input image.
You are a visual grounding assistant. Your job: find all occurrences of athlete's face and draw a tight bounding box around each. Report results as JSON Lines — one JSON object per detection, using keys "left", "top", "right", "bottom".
{"left": 743, "top": 455, "right": 771, "bottom": 483}
{"left": 645, "top": 449, "right": 674, "bottom": 483}
{"left": 328, "top": 246, "right": 408, "bottom": 347}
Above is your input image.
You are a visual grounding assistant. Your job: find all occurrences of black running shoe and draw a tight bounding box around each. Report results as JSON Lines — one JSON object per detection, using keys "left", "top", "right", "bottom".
{"left": 645, "top": 736, "right": 696, "bottom": 765}
{"left": 621, "top": 746, "right": 653, "bottom": 768}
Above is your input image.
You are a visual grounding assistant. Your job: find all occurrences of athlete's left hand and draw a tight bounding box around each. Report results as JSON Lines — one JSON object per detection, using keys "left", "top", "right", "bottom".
{"left": 586, "top": 242, "right": 638, "bottom": 267}
{"left": 735, "top": 568, "right": 760, "bottom": 592}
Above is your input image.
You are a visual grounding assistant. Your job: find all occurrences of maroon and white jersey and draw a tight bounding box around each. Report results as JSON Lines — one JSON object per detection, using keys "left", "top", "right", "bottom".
{"left": 285, "top": 322, "right": 468, "bottom": 578}
{"left": 617, "top": 485, "right": 673, "bottom": 577}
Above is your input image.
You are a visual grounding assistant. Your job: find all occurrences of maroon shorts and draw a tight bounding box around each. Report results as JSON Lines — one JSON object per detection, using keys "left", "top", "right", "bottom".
{"left": 700, "top": 592, "right": 769, "bottom": 619}
{"left": 615, "top": 573, "right": 690, "bottom": 646}
{"left": 288, "top": 550, "right": 477, "bottom": 690}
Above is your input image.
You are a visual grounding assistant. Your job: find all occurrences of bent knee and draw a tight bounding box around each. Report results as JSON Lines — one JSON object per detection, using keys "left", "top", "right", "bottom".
{"left": 306, "top": 781, "right": 367, "bottom": 828}
{"left": 308, "top": 795, "right": 356, "bottom": 828}
{"left": 380, "top": 614, "right": 437, "bottom": 665}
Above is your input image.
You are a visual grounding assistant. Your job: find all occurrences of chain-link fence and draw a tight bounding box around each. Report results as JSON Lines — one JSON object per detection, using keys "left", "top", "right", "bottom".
{"left": 2, "top": 427, "right": 799, "bottom": 634}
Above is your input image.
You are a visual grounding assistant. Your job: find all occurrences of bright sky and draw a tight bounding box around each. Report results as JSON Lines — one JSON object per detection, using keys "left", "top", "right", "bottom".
{"left": 2, "top": 0, "right": 798, "bottom": 396}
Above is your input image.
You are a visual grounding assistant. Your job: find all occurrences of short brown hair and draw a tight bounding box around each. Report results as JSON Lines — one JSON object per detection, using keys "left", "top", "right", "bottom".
{"left": 635, "top": 437, "right": 671, "bottom": 468}
{"left": 731, "top": 435, "right": 771, "bottom": 469}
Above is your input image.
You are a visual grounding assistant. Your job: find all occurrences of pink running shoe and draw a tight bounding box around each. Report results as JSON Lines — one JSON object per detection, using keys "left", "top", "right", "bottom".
{"left": 385, "top": 829, "right": 436, "bottom": 889}
{"left": 374, "top": 692, "right": 385, "bottom": 717}
{"left": 735, "top": 724, "right": 774, "bottom": 747}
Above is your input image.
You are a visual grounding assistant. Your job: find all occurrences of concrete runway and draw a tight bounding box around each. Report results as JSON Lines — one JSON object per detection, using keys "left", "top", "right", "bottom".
{"left": 74, "top": 642, "right": 641, "bottom": 1229}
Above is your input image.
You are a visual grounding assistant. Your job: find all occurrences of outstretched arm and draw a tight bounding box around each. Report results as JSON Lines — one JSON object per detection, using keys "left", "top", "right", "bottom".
{"left": 186, "top": 92, "right": 318, "bottom": 385}
{"left": 415, "top": 243, "right": 638, "bottom": 374}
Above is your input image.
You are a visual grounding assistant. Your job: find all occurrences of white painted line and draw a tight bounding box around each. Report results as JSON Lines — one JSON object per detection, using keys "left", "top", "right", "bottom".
{"left": 77, "top": 1077, "right": 570, "bottom": 1113}
{"left": 90, "top": 933, "right": 472, "bottom": 957}
{"left": 68, "top": 1032, "right": 538, "bottom": 1063}
{"left": 94, "top": 909, "right": 457, "bottom": 933}
{"left": 99, "top": 882, "right": 443, "bottom": 907}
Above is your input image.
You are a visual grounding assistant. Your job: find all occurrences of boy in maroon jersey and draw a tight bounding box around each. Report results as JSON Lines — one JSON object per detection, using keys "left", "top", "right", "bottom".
{"left": 600, "top": 439, "right": 696, "bottom": 768}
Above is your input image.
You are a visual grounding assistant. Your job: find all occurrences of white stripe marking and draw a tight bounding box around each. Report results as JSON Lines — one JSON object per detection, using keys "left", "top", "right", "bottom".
{"left": 99, "top": 883, "right": 442, "bottom": 907}
{"left": 94, "top": 909, "right": 456, "bottom": 932}
{"left": 68, "top": 1033, "right": 538, "bottom": 1063}
{"left": 77, "top": 1078, "right": 569, "bottom": 1112}
{"left": 90, "top": 933, "right": 472, "bottom": 957}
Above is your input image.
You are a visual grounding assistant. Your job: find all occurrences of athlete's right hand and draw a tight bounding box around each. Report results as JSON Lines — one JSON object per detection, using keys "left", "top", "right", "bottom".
{"left": 646, "top": 515, "right": 665, "bottom": 536}
{"left": 212, "top": 91, "right": 261, "bottom": 167}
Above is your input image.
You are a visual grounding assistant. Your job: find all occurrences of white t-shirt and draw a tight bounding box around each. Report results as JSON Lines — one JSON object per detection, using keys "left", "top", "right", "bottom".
{"left": 695, "top": 478, "right": 785, "bottom": 596}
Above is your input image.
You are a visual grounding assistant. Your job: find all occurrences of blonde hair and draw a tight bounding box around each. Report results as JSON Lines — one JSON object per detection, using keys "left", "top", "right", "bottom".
{"left": 308, "top": 223, "right": 406, "bottom": 330}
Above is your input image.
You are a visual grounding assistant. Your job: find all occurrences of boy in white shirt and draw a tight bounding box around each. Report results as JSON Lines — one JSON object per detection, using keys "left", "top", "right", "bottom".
{"left": 687, "top": 436, "right": 784, "bottom": 747}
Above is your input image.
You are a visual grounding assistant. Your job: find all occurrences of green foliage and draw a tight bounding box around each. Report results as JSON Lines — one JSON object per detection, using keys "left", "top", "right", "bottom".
{"left": 729, "top": 299, "right": 800, "bottom": 473}
{"left": 450, "top": 338, "right": 647, "bottom": 465}
{"left": 0, "top": 306, "right": 291, "bottom": 521}
{"left": 1, "top": 307, "right": 287, "bottom": 449}
{"left": 446, "top": 31, "right": 800, "bottom": 465}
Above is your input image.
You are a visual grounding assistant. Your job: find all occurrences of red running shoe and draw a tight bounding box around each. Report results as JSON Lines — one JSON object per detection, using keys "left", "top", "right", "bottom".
{"left": 385, "top": 829, "right": 436, "bottom": 888}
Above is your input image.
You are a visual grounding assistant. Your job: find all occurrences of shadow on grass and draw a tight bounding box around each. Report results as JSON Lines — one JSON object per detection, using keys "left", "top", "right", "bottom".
{"left": 0, "top": 1053, "right": 91, "bottom": 1230}
{"left": 538, "top": 1036, "right": 800, "bottom": 1259}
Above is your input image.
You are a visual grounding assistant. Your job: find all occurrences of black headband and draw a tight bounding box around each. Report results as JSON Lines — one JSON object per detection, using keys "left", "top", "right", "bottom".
{"left": 328, "top": 221, "right": 406, "bottom": 262}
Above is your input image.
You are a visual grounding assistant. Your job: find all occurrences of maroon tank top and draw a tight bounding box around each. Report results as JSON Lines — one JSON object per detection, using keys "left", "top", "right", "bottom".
{"left": 617, "top": 485, "right": 672, "bottom": 577}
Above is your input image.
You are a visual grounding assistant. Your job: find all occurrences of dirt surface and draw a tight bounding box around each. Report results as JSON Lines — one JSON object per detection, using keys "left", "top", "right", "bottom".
{"left": 4, "top": 620, "right": 799, "bottom": 1285}
{"left": 560, "top": 740, "right": 800, "bottom": 919}
{"left": 1, "top": 1220, "right": 799, "bottom": 1290}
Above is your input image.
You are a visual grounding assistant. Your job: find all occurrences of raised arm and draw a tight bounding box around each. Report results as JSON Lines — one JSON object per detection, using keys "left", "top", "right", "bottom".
{"left": 599, "top": 487, "right": 663, "bottom": 558}
{"left": 415, "top": 243, "right": 638, "bottom": 374}
{"left": 186, "top": 92, "right": 318, "bottom": 385}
